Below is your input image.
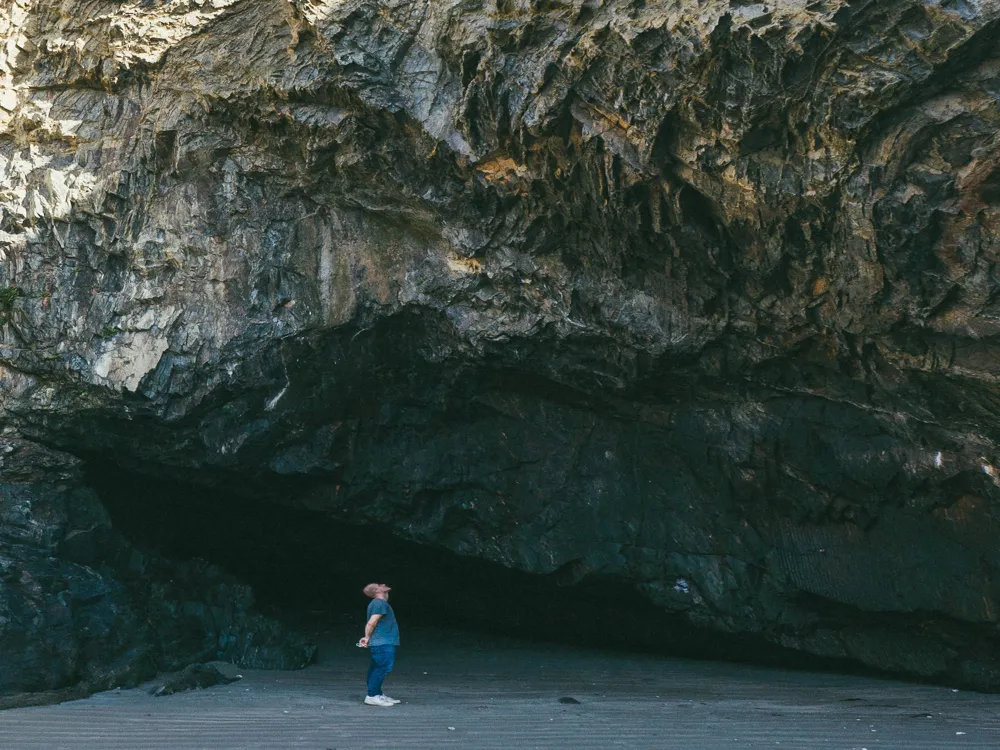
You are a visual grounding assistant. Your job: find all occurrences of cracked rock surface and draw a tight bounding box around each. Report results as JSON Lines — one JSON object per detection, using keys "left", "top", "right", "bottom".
{"left": 0, "top": 438, "right": 314, "bottom": 700}
{"left": 4, "top": 0, "right": 1000, "bottom": 690}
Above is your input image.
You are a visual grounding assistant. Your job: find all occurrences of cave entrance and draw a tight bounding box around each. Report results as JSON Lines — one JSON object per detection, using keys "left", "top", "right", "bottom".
{"left": 87, "top": 464, "right": 675, "bottom": 650}
{"left": 85, "top": 462, "right": 836, "bottom": 670}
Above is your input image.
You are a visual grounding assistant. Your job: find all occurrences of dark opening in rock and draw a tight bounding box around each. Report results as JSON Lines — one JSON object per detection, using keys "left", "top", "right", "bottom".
{"left": 86, "top": 462, "right": 848, "bottom": 671}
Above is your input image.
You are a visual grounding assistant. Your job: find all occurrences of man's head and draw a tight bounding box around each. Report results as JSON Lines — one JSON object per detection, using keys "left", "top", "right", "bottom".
{"left": 363, "top": 582, "right": 392, "bottom": 600}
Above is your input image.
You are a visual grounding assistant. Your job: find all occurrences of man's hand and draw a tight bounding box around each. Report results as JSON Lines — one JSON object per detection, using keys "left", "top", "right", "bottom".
{"left": 359, "top": 636, "right": 370, "bottom": 648}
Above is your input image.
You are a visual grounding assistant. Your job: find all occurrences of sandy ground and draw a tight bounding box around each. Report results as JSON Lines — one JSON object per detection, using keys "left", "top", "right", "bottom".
{"left": 3, "top": 627, "right": 1000, "bottom": 749}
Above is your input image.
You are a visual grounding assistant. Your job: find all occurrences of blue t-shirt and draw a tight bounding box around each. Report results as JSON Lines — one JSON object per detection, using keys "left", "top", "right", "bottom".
{"left": 367, "top": 598, "right": 400, "bottom": 646}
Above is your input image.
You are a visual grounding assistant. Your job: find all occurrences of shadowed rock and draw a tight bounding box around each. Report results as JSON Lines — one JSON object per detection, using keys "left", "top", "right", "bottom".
{"left": 2, "top": 0, "right": 1000, "bottom": 691}
{"left": 149, "top": 664, "right": 241, "bottom": 698}
{"left": 0, "top": 438, "right": 314, "bottom": 700}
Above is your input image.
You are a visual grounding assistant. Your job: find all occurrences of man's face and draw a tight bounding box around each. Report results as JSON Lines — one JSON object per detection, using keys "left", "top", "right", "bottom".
{"left": 378, "top": 583, "right": 392, "bottom": 598}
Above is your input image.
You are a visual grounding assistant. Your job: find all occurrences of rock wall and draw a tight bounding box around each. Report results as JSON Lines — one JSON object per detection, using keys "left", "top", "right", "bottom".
{"left": 0, "top": 437, "right": 314, "bottom": 699}
{"left": 3, "top": 0, "right": 1000, "bottom": 688}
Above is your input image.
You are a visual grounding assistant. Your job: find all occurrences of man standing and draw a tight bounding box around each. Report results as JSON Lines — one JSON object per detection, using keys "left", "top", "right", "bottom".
{"left": 359, "top": 582, "right": 401, "bottom": 707}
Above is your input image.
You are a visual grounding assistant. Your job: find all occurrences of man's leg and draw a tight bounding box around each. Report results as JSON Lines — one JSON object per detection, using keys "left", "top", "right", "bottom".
{"left": 377, "top": 647, "right": 400, "bottom": 703}
{"left": 367, "top": 646, "right": 394, "bottom": 697}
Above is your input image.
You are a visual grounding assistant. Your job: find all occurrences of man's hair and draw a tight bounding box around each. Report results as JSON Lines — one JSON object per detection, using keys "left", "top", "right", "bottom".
{"left": 363, "top": 583, "right": 380, "bottom": 598}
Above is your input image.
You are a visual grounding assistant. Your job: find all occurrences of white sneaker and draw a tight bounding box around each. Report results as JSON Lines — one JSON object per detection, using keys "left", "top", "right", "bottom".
{"left": 364, "top": 695, "right": 394, "bottom": 707}
{"left": 381, "top": 694, "right": 401, "bottom": 704}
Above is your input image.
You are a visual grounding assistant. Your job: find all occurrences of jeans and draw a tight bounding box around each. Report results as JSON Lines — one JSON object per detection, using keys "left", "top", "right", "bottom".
{"left": 366, "top": 645, "right": 396, "bottom": 697}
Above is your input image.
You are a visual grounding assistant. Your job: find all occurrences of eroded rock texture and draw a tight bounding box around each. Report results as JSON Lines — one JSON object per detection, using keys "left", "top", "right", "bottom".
{"left": 0, "top": 437, "right": 314, "bottom": 700}
{"left": 3, "top": 0, "right": 1000, "bottom": 689}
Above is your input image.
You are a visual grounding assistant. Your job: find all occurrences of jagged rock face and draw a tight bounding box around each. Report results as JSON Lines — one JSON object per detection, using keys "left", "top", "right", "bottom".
{"left": 0, "top": 438, "right": 314, "bottom": 698}
{"left": 3, "top": 0, "right": 1000, "bottom": 687}
{"left": 0, "top": 438, "right": 137, "bottom": 695}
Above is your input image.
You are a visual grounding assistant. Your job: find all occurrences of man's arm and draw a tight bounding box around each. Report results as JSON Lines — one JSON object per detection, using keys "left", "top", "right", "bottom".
{"left": 359, "top": 614, "right": 382, "bottom": 648}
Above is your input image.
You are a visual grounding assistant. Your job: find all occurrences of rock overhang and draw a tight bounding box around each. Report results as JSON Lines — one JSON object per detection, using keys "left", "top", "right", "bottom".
{"left": 2, "top": 0, "right": 1000, "bottom": 692}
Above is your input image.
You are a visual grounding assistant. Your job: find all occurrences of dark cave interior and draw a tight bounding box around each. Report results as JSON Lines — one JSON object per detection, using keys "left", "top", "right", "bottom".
{"left": 86, "top": 461, "right": 871, "bottom": 675}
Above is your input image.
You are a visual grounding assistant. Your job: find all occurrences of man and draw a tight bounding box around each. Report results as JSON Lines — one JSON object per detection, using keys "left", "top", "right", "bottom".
{"left": 359, "top": 582, "right": 401, "bottom": 707}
